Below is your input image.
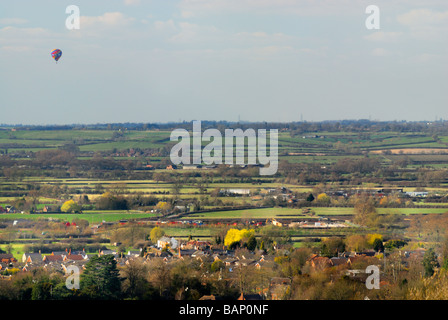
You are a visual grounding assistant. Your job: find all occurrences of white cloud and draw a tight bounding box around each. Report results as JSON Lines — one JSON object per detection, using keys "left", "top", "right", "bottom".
{"left": 0, "top": 26, "right": 62, "bottom": 58}
{"left": 407, "top": 53, "right": 445, "bottom": 64}
{"left": 168, "top": 22, "right": 218, "bottom": 43}
{"left": 0, "top": 18, "right": 28, "bottom": 25}
{"left": 397, "top": 9, "right": 448, "bottom": 40}
{"left": 178, "top": 0, "right": 367, "bottom": 17}
{"left": 0, "top": 26, "right": 53, "bottom": 42}
{"left": 397, "top": 9, "right": 448, "bottom": 26}
{"left": 124, "top": 0, "right": 141, "bottom": 5}
{"left": 364, "top": 31, "right": 404, "bottom": 42}
{"left": 235, "top": 31, "right": 292, "bottom": 41}
{"left": 80, "top": 12, "right": 135, "bottom": 29}
{"left": 371, "top": 48, "right": 390, "bottom": 56}
{"left": 153, "top": 19, "right": 177, "bottom": 32}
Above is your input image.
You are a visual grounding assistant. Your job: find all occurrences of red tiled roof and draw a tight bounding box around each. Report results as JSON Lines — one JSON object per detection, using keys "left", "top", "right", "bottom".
{"left": 43, "top": 255, "right": 63, "bottom": 262}
{"left": 65, "top": 254, "right": 84, "bottom": 261}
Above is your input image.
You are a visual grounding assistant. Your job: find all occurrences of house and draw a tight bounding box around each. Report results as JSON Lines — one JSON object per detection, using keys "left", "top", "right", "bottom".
{"left": 261, "top": 188, "right": 277, "bottom": 195}
{"left": 220, "top": 189, "right": 251, "bottom": 196}
{"left": 345, "top": 269, "right": 369, "bottom": 282}
{"left": 224, "top": 258, "right": 238, "bottom": 267}
{"left": 182, "top": 240, "right": 211, "bottom": 250}
{"left": 196, "top": 255, "right": 214, "bottom": 267}
{"left": 330, "top": 257, "right": 347, "bottom": 267}
{"left": 99, "top": 249, "right": 115, "bottom": 256}
{"left": 157, "top": 236, "right": 172, "bottom": 249}
{"left": 405, "top": 191, "right": 428, "bottom": 198}
{"left": 255, "top": 259, "right": 275, "bottom": 270}
{"left": 71, "top": 250, "right": 87, "bottom": 256}
{"left": 191, "top": 250, "right": 208, "bottom": 258}
{"left": 346, "top": 255, "right": 379, "bottom": 268}
{"left": 42, "top": 255, "right": 64, "bottom": 264}
{"left": 307, "top": 255, "right": 332, "bottom": 271}
{"left": 338, "top": 252, "right": 356, "bottom": 258}
{"left": 42, "top": 263, "right": 64, "bottom": 273}
{"left": 234, "top": 259, "right": 256, "bottom": 267}
{"left": 0, "top": 254, "right": 17, "bottom": 264}
{"left": 22, "top": 253, "right": 43, "bottom": 264}
{"left": 157, "top": 236, "right": 179, "bottom": 250}
{"left": 61, "top": 261, "right": 86, "bottom": 273}
{"left": 64, "top": 254, "right": 88, "bottom": 262}
{"left": 52, "top": 250, "right": 69, "bottom": 257}
{"left": 174, "top": 206, "right": 189, "bottom": 213}
{"left": 177, "top": 248, "right": 196, "bottom": 259}
{"left": 127, "top": 250, "right": 142, "bottom": 257}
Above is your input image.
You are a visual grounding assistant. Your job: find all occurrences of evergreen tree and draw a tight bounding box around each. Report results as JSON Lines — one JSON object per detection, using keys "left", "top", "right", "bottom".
{"left": 246, "top": 235, "right": 257, "bottom": 251}
{"left": 306, "top": 193, "right": 315, "bottom": 202}
{"left": 81, "top": 254, "right": 122, "bottom": 299}
{"left": 373, "top": 238, "right": 384, "bottom": 252}
{"left": 422, "top": 248, "right": 439, "bottom": 277}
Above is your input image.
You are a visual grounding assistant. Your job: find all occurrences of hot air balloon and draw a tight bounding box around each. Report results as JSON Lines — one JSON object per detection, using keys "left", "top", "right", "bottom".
{"left": 51, "top": 49, "right": 62, "bottom": 63}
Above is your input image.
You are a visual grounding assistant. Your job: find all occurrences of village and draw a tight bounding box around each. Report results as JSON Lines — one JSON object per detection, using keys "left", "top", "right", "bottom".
{"left": 0, "top": 227, "right": 431, "bottom": 300}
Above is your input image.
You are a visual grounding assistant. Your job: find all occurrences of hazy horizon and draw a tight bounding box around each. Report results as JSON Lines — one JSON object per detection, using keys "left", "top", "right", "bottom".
{"left": 1, "top": 1, "right": 447, "bottom": 125}
{"left": 2, "top": 118, "right": 446, "bottom": 128}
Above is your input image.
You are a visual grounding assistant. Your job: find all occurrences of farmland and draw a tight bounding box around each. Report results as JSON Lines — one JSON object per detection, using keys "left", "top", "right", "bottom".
{"left": 2, "top": 122, "right": 448, "bottom": 206}
{"left": 2, "top": 121, "right": 448, "bottom": 301}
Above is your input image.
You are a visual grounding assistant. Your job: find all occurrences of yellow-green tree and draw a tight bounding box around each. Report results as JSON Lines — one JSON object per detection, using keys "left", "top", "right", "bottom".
{"left": 316, "top": 193, "right": 330, "bottom": 204}
{"left": 150, "top": 226, "right": 165, "bottom": 243}
{"left": 61, "top": 200, "right": 80, "bottom": 213}
{"left": 224, "top": 228, "right": 255, "bottom": 247}
{"left": 155, "top": 201, "right": 172, "bottom": 215}
{"left": 367, "top": 234, "right": 383, "bottom": 246}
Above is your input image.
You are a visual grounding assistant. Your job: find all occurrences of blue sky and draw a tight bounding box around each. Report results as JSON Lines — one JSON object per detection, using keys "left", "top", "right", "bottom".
{"left": 0, "top": 0, "right": 447, "bottom": 125}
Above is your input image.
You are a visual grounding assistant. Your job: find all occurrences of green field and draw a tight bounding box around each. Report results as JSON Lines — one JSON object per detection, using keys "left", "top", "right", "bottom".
{"left": 184, "top": 206, "right": 448, "bottom": 219}
{"left": 1, "top": 206, "right": 446, "bottom": 224}
{"left": 0, "top": 210, "right": 159, "bottom": 224}
{"left": 3, "top": 128, "right": 448, "bottom": 158}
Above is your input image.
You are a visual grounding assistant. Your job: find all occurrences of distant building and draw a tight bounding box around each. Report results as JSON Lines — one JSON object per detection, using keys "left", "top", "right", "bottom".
{"left": 220, "top": 188, "right": 251, "bottom": 196}
{"left": 182, "top": 164, "right": 201, "bottom": 170}
{"left": 0, "top": 254, "right": 17, "bottom": 264}
{"left": 22, "top": 253, "right": 43, "bottom": 264}
{"left": 157, "top": 236, "right": 179, "bottom": 250}
{"left": 405, "top": 191, "right": 429, "bottom": 197}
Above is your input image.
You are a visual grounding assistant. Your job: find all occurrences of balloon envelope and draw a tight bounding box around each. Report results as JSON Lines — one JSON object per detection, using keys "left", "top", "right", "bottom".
{"left": 51, "top": 49, "right": 62, "bottom": 62}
